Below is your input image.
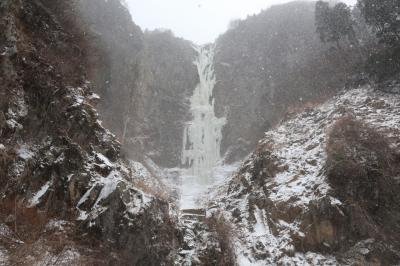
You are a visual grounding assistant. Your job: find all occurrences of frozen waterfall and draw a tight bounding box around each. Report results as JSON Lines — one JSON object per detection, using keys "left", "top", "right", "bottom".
{"left": 181, "top": 45, "right": 226, "bottom": 188}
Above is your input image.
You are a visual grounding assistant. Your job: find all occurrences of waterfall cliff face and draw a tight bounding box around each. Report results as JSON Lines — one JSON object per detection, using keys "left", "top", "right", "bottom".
{"left": 181, "top": 45, "right": 226, "bottom": 186}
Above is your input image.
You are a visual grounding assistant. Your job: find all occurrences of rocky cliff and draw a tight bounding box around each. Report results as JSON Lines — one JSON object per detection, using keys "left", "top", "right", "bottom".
{"left": 135, "top": 30, "right": 198, "bottom": 167}
{"left": 76, "top": 0, "right": 144, "bottom": 141}
{"left": 205, "top": 86, "right": 400, "bottom": 265}
{"left": 0, "top": 0, "right": 180, "bottom": 264}
{"left": 67, "top": 1, "right": 364, "bottom": 168}
{"left": 73, "top": 1, "right": 370, "bottom": 169}
{"left": 76, "top": 0, "right": 198, "bottom": 168}
{"left": 2, "top": 0, "right": 399, "bottom": 265}
{"left": 213, "top": 1, "right": 366, "bottom": 162}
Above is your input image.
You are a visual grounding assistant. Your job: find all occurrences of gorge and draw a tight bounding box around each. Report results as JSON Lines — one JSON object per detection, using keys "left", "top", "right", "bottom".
{"left": 1, "top": 0, "right": 400, "bottom": 265}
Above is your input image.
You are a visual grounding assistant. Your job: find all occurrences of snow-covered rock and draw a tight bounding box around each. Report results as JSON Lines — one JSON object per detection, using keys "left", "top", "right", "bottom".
{"left": 208, "top": 87, "right": 400, "bottom": 265}
{"left": 0, "top": 1, "right": 180, "bottom": 264}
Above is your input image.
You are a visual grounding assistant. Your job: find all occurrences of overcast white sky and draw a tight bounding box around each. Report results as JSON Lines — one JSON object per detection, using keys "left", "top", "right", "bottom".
{"left": 126, "top": 0, "right": 357, "bottom": 44}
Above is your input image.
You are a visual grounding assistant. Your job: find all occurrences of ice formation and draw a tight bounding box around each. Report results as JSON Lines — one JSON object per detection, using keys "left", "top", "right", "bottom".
{"left": 181, "top": 45, "right": 226, "bottom": 185}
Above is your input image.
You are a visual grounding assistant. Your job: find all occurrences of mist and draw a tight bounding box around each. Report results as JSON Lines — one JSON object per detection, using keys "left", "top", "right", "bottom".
{"left": 126, "top": 0, "right": 358, "bottom": 43}
{"left": 2, "top": 0, "right": 400, "bottom": 264}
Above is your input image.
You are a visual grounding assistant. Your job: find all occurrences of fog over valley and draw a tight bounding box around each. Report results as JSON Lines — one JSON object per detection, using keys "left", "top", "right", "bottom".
{"left": 126, "top": 0, "right": 358, "bottom": 43}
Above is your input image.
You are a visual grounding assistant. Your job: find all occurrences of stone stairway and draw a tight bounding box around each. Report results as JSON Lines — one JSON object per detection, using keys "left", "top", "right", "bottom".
{"left": 180, "top": 208, "right": 206, "bottom": 222}
{"left": 175, "top": 208, "right": 208, "bottom": 265}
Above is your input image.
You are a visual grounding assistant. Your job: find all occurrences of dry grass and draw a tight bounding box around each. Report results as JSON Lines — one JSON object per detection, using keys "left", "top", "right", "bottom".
{"left": 282, "top": 92, "right": 337, "bottom": 122}
{"left": 326, "top": 115, "right": 399, "bottom": 192}
{"left": 202, "top": 211, "right": 237, "bottom": 266}
{"left": 0, "top": 196, "right": 119, "bottom": 265}
{"left": 132, "top": 179, "right": 170, "bottom": 202}
{"left": 0, "top": 148, "right": 14, "bottom": 186}
{"left": 0, "top": 197, "right": 49, "bottom": 242}
{"left": 325, "top": 115, "right": 400, "bottom": 244}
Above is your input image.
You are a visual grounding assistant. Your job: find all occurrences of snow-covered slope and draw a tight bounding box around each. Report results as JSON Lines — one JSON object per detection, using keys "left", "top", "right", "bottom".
{"left": 207, "top": 87, "right": 400, "bottom": 265}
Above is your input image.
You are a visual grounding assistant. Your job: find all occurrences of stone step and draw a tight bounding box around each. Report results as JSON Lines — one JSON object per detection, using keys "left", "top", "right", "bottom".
{"left": 181, "top": 208, "right": 206, "bottom": 216}
{"left": 180, "top": 208, "right": 206, "bottom": 222}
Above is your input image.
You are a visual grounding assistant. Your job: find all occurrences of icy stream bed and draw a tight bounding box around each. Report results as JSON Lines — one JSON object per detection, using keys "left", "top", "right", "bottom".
{"left": 178, "top": 163, "right": 240, "bottom": 209}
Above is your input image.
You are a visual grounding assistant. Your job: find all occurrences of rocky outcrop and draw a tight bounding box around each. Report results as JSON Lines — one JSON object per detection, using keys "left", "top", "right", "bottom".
{"left": 0, "top": 0, "right": 180, "bottom": 264}
{"left": 208, "top": 87, "right": 400, "bottom": 265}
{"left": 213, "top": 2, "right": 365, "bottom": 162}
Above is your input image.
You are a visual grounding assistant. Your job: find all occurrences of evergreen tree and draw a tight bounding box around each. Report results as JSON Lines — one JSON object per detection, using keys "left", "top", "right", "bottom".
{"left": 357, "top": 0, "right": 400, "bottom": 45}
{"left": 315, "top": 1, "right": 357, "bottom": 49}
{"left": 316, "top": 1, "right": 331, "bottom": 42}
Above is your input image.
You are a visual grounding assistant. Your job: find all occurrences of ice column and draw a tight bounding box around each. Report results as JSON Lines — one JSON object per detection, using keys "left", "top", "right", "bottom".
{"left": 181, "top": 45, "right": 226, "bottom": 185}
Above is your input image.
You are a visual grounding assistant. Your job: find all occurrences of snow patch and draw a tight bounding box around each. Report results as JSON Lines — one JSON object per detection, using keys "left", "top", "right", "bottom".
{"left": 212, "top": 87, "right": 400, "bottom": 265}
{"left": 45, "top": 219, "right": 68, "bottom": 231}
{"left": 17, "top": 145, "right": 34, "bottom": 160}
{"left": 93, "top": 171, "right": 120, "bottom": 207}
{"left": 253, "top": 207, "right": 268, "bottom": 237}
{"left": 6, "top": 119, "right": 22, "bottom": 130}
{"left": 129, "top": 160, "right": 152, "bottom": 179}
{"left": 95, "top": 153, "right": 113, "bottom": 168}
{"left": 29, "top": 181, "right": 51, "bottom": 207}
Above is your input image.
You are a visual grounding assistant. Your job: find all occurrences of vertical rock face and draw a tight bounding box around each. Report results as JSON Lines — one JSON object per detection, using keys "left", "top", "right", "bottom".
{"left": 0, "top": 0, "right": 180, "bottom": 264}
{"left": 137, "top": 31, "right": 198, "bottom": 167}
{"left": 76, "top": 0, "right": 144, "bottom": 139}
{"left": 213, "top": 2, "right": 362, "bottom": 162}
{"left": 182, "top": 45, "right": 226, "bottom": 184}
{"left": 76, "top": 0, "right": 198, "bottom": 167}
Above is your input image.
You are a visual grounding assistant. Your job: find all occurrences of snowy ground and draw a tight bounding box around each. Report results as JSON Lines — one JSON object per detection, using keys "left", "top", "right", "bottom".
{"left": 165, "top": 163, "right": 241, "bottom": 210}
{"left": 208, "top": 87, "right": 400, "bottom": 265}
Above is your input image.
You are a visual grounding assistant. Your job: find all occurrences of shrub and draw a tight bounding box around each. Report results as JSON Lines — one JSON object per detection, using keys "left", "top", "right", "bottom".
{"left": 326, "top": 116, "right": 400, "bottom": 242}
{"left": 201, "top": 212, "right": 236, "bottom": 266}
{"left": 357, "top": 0, "right": 400, "bottom": 46}
{"left": 365, "top": 45, "right": 400, "bottom": 82}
